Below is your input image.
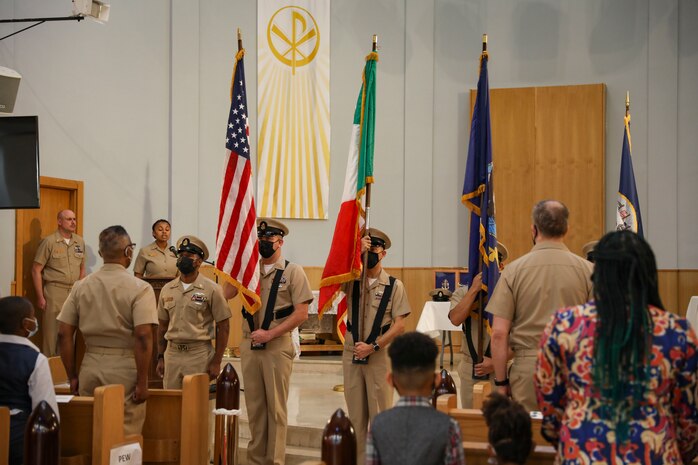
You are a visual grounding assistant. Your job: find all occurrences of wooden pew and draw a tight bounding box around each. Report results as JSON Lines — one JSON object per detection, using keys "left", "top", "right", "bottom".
{"left": 472, "top": 381, "right": 492, "bottom": 410}
{"left": 142, "top": 373, "right": 209, "bottom": 465}
{"left": 0, "top": 406, "right": 9, "bottom": 465}
{"left": 58, "top": 384, "right": 137, "bottom": 465}
{"left": 48, "top": 356, "right": 68, "bottom": 385}
{"left": 436, "top": 394, "right": 556, "bottom": 465}
{"left": 48, "top": 356, "right": 69, "bottom": 386}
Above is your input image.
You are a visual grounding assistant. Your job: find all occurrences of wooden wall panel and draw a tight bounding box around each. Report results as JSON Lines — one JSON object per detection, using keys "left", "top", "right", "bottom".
{"left": 472, "top": 87, "right": 537, "bottom": 261}
{"left": 658, "top": 270, "right": 679, "bottom": 315}
{"left": 208, "top": 267, "right": 698, "bottom": 351}
{"left": 678, "top": 270, "right": 698, "bottom": 316}
{"left": 534, "top": 84, "right": 606, "bottom": 255}
{"left": 472, "top": 84, "right": 605, "bottom": 262}
{"left": 659, "top": 270, "right": 698, "bottom": 316}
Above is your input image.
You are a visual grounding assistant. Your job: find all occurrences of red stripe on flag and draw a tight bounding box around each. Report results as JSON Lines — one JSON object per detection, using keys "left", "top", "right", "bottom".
{"left": 216, "top": 151, "right": 236, "bottom": 240}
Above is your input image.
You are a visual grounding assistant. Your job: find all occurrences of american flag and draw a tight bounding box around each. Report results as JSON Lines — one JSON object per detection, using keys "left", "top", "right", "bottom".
{"left": 215, "top": 48, "right": 261, "bottom": 313}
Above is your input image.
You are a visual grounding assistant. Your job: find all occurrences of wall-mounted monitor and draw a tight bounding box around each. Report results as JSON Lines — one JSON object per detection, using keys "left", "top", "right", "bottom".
{"left": 0, "top": 116, "right": 40, "bottom": 209}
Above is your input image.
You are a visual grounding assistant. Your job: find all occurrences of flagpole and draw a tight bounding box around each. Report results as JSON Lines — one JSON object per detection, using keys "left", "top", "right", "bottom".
{"left": 625, "top": 91, "right": 630, "bottom": 118}
{"left": 476, "top": 33, "right": 487, "bottom": 366}
{"left": 237, "top": 27, "right": 242, "bottom": 51}
{"left": 356, "top": 34, "right": 378, "bottom": 361}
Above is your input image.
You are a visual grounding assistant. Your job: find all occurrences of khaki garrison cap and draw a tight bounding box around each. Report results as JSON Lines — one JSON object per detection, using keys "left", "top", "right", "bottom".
{"left": 582, "top": 240, "right": 598, "bottom": 260}
{"left": 368, "top": 228, "right": 391, "bottom": 250}
{"left": 257, "top": 218, "right": 289, "bottom": 238}
{"left": 429, "top": 288, "right": 452, "bottom": 302}
{"left": 497, "top": 241, "right": 509, "bottom": 263}
{"left": 176, "top": 235, "right": 209, "bottom": 261}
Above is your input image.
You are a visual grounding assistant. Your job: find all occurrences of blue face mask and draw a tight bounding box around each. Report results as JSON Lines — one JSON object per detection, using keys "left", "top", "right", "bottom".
{"left": 25, "top": 317, "right": 39, "bottom": 338}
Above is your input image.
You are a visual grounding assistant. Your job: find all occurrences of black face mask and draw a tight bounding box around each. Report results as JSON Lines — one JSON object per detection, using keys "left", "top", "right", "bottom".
{"left": 259, "top": 241, "right": 276, "bottom": 259}
{"left": 367, "top": 251, "right": 381, "bottom": 269}
{"left": 176, "top": 256, "right": 196, "bottom": 275}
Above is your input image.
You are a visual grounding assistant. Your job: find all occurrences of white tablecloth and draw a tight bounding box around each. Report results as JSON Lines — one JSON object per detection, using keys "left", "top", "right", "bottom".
{"left": 308, "top": 290, "right": 338, "bottom": 315}
{"left": 416, "top": 301, "right": 461, "bottom": 339}
{"left": 687, "top": 296, "right": 698, "bottom": 333}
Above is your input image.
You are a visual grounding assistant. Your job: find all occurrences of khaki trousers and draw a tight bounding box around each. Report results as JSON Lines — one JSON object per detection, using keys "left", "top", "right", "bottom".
{"left": 457, "top": 354, "right": 494, "bottom": 409}
{"left": 163, "top": 341, "right": 214, "bottom": 389}
{"left": 510, "top": 353, "right": 539, "bottom": 412}
{"left": 240, "top": 334, "right": 294, "bottom": 465}
{"left": 43, "top": 283, "right": 71, "bottom": 356}
{"left": 342, "top": 334, "right": 393, "bottom": 465}
{"left": 79, "top": 348, "right": 146, "bottom": 436}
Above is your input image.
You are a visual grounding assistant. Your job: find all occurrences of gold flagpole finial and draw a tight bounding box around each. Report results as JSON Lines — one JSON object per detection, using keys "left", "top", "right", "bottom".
{"left": 237, "top": 28, "right": 243, "bottom": 52}
{"left": 372, "top": 34, "right": 378, "bottom": 52}
{"left": 625, "top": 91, "right": 630, "bottom": 117}
{"left": 482, "top": 33, "right": 488, "bottom": 52}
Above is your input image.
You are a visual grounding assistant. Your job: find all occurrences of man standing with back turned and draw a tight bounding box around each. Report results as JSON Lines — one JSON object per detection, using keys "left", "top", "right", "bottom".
{"left": 488, "top": 200, "right": 593, "bottom": 411}
{"left": 32, "top": 209, "right": 86, "bottom": 356}
{"left": 57, "top": 225, "right": 156, "bottom": 435}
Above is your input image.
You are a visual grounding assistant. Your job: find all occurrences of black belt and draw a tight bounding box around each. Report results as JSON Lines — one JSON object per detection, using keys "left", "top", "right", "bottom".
{"left": 350, "top": 277, "right": 396, "bottom": 345}
{"left": 242, "top": 260, "right": 292, "bottom": 334}
{"left": 346, "top": 321, "right": 391, "bottom": 337}
{"left": 242, "top": 305, "right": 294, "bottom": 331}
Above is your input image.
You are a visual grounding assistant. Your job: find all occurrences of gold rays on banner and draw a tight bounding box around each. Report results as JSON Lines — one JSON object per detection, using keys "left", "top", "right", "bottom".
{"left": 257, "top": 1, "right": 330, "bottom": 219}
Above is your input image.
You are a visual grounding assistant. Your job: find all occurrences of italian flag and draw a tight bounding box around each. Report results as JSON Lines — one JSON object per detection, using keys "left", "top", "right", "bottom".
{"left": 319, "top": 51, "right": 378, "bottom": 343}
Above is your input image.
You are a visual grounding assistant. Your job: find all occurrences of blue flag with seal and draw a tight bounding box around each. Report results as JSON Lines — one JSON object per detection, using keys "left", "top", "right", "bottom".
{"left": 461, "top": 48, "right": 499, "bottom": 328}
{"left": 616, "top": 113, "right": 644, "bottom": 237}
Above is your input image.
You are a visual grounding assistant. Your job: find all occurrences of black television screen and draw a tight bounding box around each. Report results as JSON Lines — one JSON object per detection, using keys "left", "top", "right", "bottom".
{"left": 0, "top": 116, "right": 40, "bottom": 209}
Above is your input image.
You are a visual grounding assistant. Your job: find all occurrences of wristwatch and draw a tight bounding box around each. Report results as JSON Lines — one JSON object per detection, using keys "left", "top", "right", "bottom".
{"left": 494, "top": 377, "right": 510, "bottom": 386}
{"left": 372, "top": 342, "right": 380, "bottom": 352}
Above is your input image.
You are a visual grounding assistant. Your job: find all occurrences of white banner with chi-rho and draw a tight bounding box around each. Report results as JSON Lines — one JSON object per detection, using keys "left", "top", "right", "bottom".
{"left": 257, "top": 0, "right": 330, "bottom": 219}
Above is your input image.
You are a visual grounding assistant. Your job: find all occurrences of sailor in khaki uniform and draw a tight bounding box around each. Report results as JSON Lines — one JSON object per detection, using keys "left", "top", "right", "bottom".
{"left": 448, "top": 242, "right": 508, "bottom": 408}
{"left": 489, "top": 200, "right": 593, "bottom": 411}
{"left": 32, "top": 209, "right": 86, "bottom": 356}
{"left": 57, "top": 225, "right": 156, "bottom": 435}
{"left": 342, "top": 228, "right": 411, "bottom": 464}
{"left": 235, "top": 219, "right": 312, "bottom": 465}
{"left": 134, "top": 219, "right": 178, "bottom": 278}
{"left": 156, "top": 235, "right": 230, "bottom": 389}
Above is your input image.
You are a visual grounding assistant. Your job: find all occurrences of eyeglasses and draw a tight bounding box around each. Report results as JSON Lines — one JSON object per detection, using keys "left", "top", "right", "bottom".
{"left": 125, "top": 243, "right": 136, "bottom": 254}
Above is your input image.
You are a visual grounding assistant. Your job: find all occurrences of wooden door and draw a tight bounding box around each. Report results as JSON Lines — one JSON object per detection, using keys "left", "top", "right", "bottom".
{"left": 471, "top": 84, "right": 606, "bottom": 262}
{"left": 15, "top": 176, "right": 84, "bottom": 349}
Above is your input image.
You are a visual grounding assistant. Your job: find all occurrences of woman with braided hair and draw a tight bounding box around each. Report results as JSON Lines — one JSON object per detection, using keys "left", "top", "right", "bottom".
{"left": 534, "top": 230, "right": 698, "bottom": 464}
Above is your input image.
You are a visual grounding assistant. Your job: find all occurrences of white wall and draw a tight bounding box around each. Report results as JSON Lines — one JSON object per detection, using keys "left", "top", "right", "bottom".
{"left": 0, "top": 0, "right": 171, "bottom": 295}
{"left": 0, "top": 0, "right": 696, "bottom": 296}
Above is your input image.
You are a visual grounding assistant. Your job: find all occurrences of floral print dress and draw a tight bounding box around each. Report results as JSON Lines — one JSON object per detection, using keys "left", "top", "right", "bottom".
{"left": 535, "top": 302, "right": 698, "bottom": 464}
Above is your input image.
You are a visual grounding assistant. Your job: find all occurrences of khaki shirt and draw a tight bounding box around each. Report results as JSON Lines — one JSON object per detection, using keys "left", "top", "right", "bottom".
{"left": 57, "top": 263, "right": 157, "bottom": 349}
{"left": 343, "top": 269, "right": 411, "bottom": 342}
{"left": 243, "top": 256, "right": 313, "bottom": 337}
{"left": 487, "top": 242, "right": 593, "bottom": 352}
{"left": 158, "top": 273, "right": 230, "bottom": 342}
{"left": 133, "top": 241, "right": 178, "bottom": 278}
{"left": 34, "top": 231, "right": 86, "bottom": 285}
{"left": 450, "top": 285, "right": 490, "bottom": 357}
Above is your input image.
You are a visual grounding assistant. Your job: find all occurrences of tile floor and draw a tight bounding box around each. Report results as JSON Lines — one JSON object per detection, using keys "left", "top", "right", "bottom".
{"left": 223, "top": 353, "right": 464, "bottom": 428}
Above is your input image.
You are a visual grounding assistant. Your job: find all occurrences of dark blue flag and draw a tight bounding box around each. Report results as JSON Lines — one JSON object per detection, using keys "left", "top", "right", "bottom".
{"left": 461, "top": 51, "right": 500, "bottom": 328}
{"left": 616, "top": 114, "right": 644, "bottom": 237}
